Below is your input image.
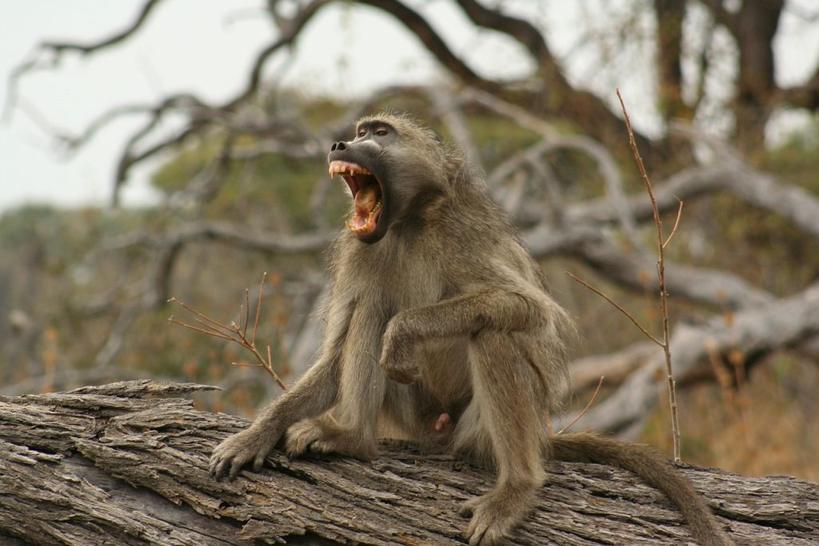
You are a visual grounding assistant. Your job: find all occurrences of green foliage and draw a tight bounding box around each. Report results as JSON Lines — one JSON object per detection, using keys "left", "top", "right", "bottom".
{"left": 762, "top": 119, "right": 819, "bottom": 194}
{"left": 210, "top": 152, "right": 327, "bottom": 230}
{"left": 151, "top": 142, "right": 221, "bottom": 195}
{"left": 0, "top": 205, "right": 151, "bottom": 281}
{"left": 151, "top": 139, "right": 342, "bottom": 231}
{"left": 465, "top": 114, "right": 540, "bottom": 171}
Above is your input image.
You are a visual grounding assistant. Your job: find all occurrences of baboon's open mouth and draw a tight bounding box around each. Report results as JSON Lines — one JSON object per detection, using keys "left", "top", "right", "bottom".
{"left": 328, "top": 160, "right": 383, "bottom": 237}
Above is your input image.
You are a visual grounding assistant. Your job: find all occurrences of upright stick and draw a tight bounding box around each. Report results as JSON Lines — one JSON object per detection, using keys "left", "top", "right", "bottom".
{"left": 616, "top": 88, "right": 682, "bottom": 462}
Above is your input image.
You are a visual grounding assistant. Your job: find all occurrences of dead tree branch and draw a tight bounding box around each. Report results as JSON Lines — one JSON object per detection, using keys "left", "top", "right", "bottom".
{"left": 3, "top": 0, "right": 165, "bottom": 119}
{"left": 1, "top": 381, "right": 816, "bottom": 545}
{"left": 563, "top": 279, "right": 819, "bottom": 433}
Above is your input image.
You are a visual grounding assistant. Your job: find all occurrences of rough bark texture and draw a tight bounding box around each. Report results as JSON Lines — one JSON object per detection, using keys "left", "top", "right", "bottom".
{"left": 1, "top": 380, "right": 816, "bottom": 545}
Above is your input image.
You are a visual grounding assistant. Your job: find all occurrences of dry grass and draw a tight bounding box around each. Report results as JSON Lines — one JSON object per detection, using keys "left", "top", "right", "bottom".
{"left": 642, "top": 356, "right": 819, "bottom": 480}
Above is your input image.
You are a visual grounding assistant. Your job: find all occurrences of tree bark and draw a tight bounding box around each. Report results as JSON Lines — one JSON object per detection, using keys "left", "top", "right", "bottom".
{"left": 1, "top": 381, "right": 817, "bottom": 545}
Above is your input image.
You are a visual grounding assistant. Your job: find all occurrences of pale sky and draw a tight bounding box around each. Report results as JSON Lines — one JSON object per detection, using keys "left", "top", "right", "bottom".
{"left": 0, "top": 1, "right": 816, "bottom": 212}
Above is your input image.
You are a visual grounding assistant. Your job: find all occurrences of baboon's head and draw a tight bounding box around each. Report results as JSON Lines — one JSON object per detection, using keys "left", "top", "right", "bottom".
{"left": 328, "top": 113, "right": 452, "bottom": 243}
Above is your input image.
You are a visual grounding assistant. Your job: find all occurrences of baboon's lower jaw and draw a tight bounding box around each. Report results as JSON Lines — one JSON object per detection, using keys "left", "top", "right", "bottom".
{"left": 347, "top": 200, "right": 382, "bottom": 236}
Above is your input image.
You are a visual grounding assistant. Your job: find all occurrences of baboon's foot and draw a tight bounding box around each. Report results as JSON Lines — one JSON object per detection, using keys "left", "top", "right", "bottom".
{"left": 285, "top": 418, "right": 376, "bottom": 459}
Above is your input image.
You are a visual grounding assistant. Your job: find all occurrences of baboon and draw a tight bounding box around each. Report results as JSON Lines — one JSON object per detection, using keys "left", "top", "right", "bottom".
{"left": 210, "top": 113, "right": 732, "bottom": 546}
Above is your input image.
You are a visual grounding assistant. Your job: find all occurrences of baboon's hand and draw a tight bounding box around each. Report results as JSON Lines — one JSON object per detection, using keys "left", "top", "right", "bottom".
{"left": 379, "top": 319, "right": 420, "bottom": 384}
{"left": 209, "top": 425, "right": 277, "bottom": 481}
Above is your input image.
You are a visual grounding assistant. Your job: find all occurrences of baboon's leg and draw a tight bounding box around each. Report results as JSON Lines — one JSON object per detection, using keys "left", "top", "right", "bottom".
{"left": 286, "top": 304, "right": 387, "bottom": 459}
{"left": 454, "top": 331, "right": 547, "bottom": 546}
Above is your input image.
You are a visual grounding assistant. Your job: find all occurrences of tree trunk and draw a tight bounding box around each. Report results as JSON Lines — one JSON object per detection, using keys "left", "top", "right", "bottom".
{"left": 1, "top": 380, "right": 816, "bottom": 545}
{"left": 733, "top": 0, "right": 784, "bottom": 153}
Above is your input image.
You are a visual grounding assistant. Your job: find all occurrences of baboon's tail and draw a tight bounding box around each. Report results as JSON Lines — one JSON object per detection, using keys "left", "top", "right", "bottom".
{"left": 551, "top": 432, "right": 733, "bottom": 546}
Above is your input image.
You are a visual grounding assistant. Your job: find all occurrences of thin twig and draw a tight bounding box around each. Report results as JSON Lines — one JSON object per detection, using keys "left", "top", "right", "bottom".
{"left": 558, "top": 376, "right": 605, "bottom": 434}
{"left": 189, "top": 312, "right": 237, "bottom": 339}
{"left": 242, "top": 288, "right": 250, "bottom": 338}
{"left": 167, "top": 278, "right": 288, "bottom": 392}
{"left": 231, "top": 361, "right": 261, "bottom": 368}
{"left": 567, "top": 272, "right": 663, "bottom": 347}
{"left": 168, "top": 317, "right": 237, "bottom": 343}
{"left": 616, "top": 88, "right": 681, "bottom": 463}
{"left": 663, "top": 198, "right": 684, "bottom": 249}
{"left": 167, "top": 297, "right": 236, "bottom": 337}
{"left": 252, "top": 272, "right": 267, "bottom": 345}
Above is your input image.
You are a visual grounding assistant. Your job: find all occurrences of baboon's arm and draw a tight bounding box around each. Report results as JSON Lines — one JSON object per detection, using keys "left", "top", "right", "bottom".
{"left": 209, "top": 292, "right": 353, "bottom": 479}
{"left": 251, "top": 291, "right": 354, "bottom": 430}
{"left": 209, "top": 352, "right": 341, "bottom": 479}
{"left": 397, "top": 288, "right": 545, "bottom": 338}
{"left": 379, "top": 288, "right": 546, "bottom": 383}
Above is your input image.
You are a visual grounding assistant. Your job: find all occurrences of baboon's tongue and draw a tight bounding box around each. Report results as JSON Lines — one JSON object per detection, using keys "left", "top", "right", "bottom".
{"left": 348, "top": 184, "right": 381, "bottom": 233}
{"left": 354, "top": 184, "right": 379, "bottom": 214}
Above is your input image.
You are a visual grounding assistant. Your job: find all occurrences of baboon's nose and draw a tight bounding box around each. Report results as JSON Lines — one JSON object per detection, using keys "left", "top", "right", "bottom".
{"left": 331, "top": 141, "right": 347, "bottom": 152}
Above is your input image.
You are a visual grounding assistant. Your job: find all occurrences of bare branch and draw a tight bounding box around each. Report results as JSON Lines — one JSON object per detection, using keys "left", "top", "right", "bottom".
{"left": 663, "top": 199, "right": 684, "bottom": 249}
{"left": 777, "top": 71, "right": 819, "bottom": 111}
{"left": 168, "top": 290, "right": 288, "bottom": 391}
{"left": 97, "top": 222, "right": 335, "bottom": 257}
{"left": 168, "top": 317, "right": 236, "bottom": 343}
{"left": 357, "top": 0, "right": 500, "bottom": 92}
{"left": 452, "top": 0, "right": 663, "bottom": 159}
{"left": 523, "top": 227, "right": 774, "bottom": 310}
{"left": 92, "top": 303, "right": 143, "bottom": 370}
{"left": 455, "top": 0, "right": 553, "bottom": 69}
{"left": 654, "top": 0, "right": 692, "bottom": 121}
{"left": 159, "top": 222, "right": 336, "bottom": 254}
{"left": 528, "top": 157, "right": 565, "bottom": 226}
{"left": 427, "top": 87, "right": 481, "bottom": 168}
{"left": 242, "top": 289, "right": 250, "bottom": 339}
{"left": 617, "top": 88, "right": 681, "bottom": 461}
{"left": 572, "top": 279, "right": 819, "bottom": 433}
{"left": 552, "top": 160, "right": 819, "bottom": 243}
{"left": 557, "top": 376, "right": 605, "bottom": 435}
{"left": 567, "top": 272, "right": 663, "bottom": 347}
{"left": 569, "top": 342, "right": 658, "bottom": 391}
{"left": 224, "top": 0, "right": 330, "bottom": 109}
{"left": 167, "top": 298, "right": 236, "bottom": 339}
{"left": 3, "top": 0, "right": 165, "bottom": 119}
{"left": 691, "top": 15, "right": 716, "bottom": 115}
{"left": 43, "top": 0, "right": 164, "bottom": 56}
{"left": 252, "top": 273, "right": 267, "bottom": 346}
{"left": 471, "top": 89, "right": 640, "bottom": 246}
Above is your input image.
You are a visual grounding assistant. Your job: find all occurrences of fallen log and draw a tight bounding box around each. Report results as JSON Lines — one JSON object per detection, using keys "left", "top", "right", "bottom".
{"left": 0, "top": 380, "right": 816, "bottom": 545}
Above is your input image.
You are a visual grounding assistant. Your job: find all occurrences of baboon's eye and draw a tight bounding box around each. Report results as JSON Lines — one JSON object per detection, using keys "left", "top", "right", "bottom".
{"left": 375, "top": 127, "right": 389, "bottom": 136}
{"left": 357, "top": 128, "right": 367, "bottom": 138}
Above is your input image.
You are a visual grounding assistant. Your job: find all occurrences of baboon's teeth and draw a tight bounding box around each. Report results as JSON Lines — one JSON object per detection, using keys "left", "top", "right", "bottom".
{"left": 328, "top": 160, "right": 371, "bottom": 177}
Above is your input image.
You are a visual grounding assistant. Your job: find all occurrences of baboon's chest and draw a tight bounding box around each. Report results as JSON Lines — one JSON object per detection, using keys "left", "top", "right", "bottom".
{"left": 369, "top": 248, "right": 446, "bottom": 313}
{"left": 346, "top": 231, "right": 451, "bottom": 322}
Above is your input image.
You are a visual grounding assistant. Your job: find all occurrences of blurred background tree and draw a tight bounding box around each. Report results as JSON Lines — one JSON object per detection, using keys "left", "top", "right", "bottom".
{"left": 0, "top": 0, "right": 817, "bottom": 480}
